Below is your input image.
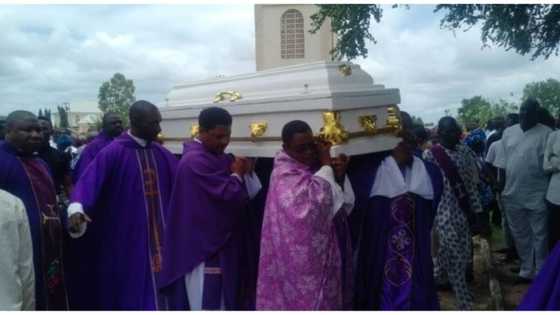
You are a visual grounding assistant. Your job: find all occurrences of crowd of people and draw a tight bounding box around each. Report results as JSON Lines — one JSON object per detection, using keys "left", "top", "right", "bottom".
{"left": 0, "top": 98, "right": 558, "bottom": 311}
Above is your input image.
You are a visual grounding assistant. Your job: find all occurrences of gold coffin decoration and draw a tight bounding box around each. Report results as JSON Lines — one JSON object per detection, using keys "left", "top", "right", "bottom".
{"left": 190, "top": 123, "right": 200, "bottom": 138}
{"left": 319, "top": 111, "right": 349, "bottom": 145}
{"left": 249, "top": 122, "right": 268, "bottom": 140}
{"left": 156, "top": 132, "right": 165, "bottom": 144}
{"left": 359, "top": 114, "right": 378, "bottom": 135}
{"left": 338, "top": 64, "right": 352, "bottom": 77}
{"left": 386, "top": 105, "right": 402, "bottom": 133}
{"left": 213, "top": 90, "right": 242, "bottom": 103}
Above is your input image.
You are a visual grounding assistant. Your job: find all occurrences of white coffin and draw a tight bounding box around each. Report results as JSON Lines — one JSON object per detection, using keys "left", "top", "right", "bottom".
{"left": 160, "top": 61, "right": 403, "bottom": 157}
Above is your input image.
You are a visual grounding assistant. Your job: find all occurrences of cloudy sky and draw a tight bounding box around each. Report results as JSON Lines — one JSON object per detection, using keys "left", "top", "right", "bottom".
{"left": 1, "top": 4, "right": 559, "bottom": 123}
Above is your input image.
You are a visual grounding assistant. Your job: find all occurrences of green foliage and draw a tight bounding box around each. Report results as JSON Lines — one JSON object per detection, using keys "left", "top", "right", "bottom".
{"left": 311, "top": 4, "right": 560, "bottom": 61}
{"left": 456, "top": 96, "right": 517, "bottom": 128}
{"left": 436, "top": 4, "right": 560, "bottom": 60}
{"left": 522, "top": 78, "right": 560, "bottom": 116}
{"left": 57, "top": 103, "right": 70, "bottom": 129}
{"left": 38, "top": 108, "right": 52, "bottom": 122}
{"left": 98, "top": 73, "right": 136, "bottom": 126}
{"left": 310, "top": 5, "right": 384, "bottom": 61}
{"left": 411, "top": 115, "right": 424, "bottom": 127}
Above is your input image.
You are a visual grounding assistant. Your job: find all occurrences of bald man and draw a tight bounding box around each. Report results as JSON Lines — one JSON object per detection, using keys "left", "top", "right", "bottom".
{"left": 65, "top": 101, "right": 178, "bottom": 310}
{"left": 0, "top": 111, "right": 68, "bottom": 310}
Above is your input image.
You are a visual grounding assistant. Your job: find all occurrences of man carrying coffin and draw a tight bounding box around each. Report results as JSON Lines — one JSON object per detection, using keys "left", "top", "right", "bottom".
{"left": 66, "top": 101, "right": 177, "bottom": 310}
{"left": 256, "top": 120, "right": 355, "bottom": 310}
{"left": 160, "top": 107, "right": 261, "bottom": 310}
{"left": 353, "top": 130, "right": 443, "bottom": 310}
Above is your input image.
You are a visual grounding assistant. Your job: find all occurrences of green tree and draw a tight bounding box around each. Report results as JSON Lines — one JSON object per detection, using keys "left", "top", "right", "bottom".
{"left": 310, "top": 5, "right": 384, "bottom": 61}
{"left": 57, "top": 103, "right": 70, "bottom": 129}
{"left": 38, "top": 108, "right": 52, "bottom": 122}
{"left": 522, "top": 78, "right": 560, "bottom": 116}
{"left": 457, "top": 96, "right": 518, "bottom": 128}
{"left": 98, "top": 73, "right": 136, "bottom": 126}
{"left": 457, "top": 96, "right": 492, "bottom": 128}
{"left": 311, "top": 4, "right": 560, "bottom": 61}
{"left": 411, "top": 115, "right": 424, "bottom": 127}
{"left": 436, "top": 5, "right": 560, "bottom": 60}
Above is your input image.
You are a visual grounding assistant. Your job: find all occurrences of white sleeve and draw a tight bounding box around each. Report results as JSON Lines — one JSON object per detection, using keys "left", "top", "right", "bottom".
{"left": 16, "top": 199, "right": 35, "bottom": 310}
{"left": 244, "top": 172, "right": 262, "bottom": 200}
{"left": 67, "top": 202, "right": 87, "bottom": 238}
{"left": 544, "top": 132, "right": 560, "bottom": 173}
{"left": 341, "top": 176, "right": 355, "bottom": 215}
{"left": 494, "top": 140, "right": 506, "bottom": 169}
{"left": 314, "top": 165, "right": 345, "bottom": 217}
{"left": 485, "top": 142, "right": 497, "bottom": 164}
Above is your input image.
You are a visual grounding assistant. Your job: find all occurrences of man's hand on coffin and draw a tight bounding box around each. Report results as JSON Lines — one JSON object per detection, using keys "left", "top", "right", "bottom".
{"left": 332, "top": 154, "right": 350, "bottom": 183}
{"left": 68, "top": 212, "right": 92, "bottom": 234}
{"left": 315, "top": 139, "right": 332, "bottom": 167}
{"left": 231, "top": 156, "right": 249, "bottom": 176}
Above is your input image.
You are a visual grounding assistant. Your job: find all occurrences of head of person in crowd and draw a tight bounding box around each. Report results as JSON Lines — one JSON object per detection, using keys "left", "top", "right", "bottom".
{"left": 129, "top": 100, "right": 162, "bottom": 143}
{"left": 400, "top": 111, "right": 414, "bottom": 131}
{"left": 437, "top": 116, "right": 462, "bottom": 150}
{"left": 537, "top": 107, "right": 556, "bottom": 129}
{"left": 4, "top": 110, "right": 42, "bottom": 156}
{"left": 493, "top": 116, "right": 506, "bottom": 132}
{"left": 102, "top": 112, "right": 124, "bottom": 138}
{"left": 486, "top": 118, "right": 497, "bottom": 132}
{"left": 392, "top": 129, "right": 417, "bottom": 166}
{"left": 198, "top": 106, "right": 232, "bottom": 155}
{"left": 412, "top": 125, "right": 430, "bottom": 151}
{"left": 37, "top": 116, "right": 53, "bottom": 150}
{"left": 506, "top": 113, "right": 520, "bottom": 128}
{"left": 282, "top": 120, "right": 317, "bottom": 167}
{"left": 56, "top": 133, "right": 73, "bottom": 152}
{"left": 464, "top": 128, "right": 486, "bottom": 156}
{"left": 0, "top": 118, "right": 6, "bottom": 140}
{"left": 519, "top": 97, "right": 540, "bottom": 131}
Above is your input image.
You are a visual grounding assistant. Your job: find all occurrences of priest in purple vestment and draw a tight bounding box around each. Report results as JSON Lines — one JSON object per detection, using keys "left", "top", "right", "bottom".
{"left": 256, "top": 120, "right": 355, "bottom": 310}
{"left": 72, "top": 112, "right": 123, "bottom": 183}
{"left": 518, "top": 241, "right": 560, "bottom": 310}
{"left": 0, "top": 111, "right": 68, "bottom": 310}
{"left": 353, "top": 130, "right": 443, "bottom": 310}
{"left": 160, "top": 107, "right": 260, "bottom": 310}
{"left": 66, "top": 101, "right": 177, "bottom": 310}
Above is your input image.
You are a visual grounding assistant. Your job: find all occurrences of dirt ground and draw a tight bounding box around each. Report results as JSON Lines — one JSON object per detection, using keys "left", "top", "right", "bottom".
{"left": 438, "top": 230, "right": 531, "bottom": 310}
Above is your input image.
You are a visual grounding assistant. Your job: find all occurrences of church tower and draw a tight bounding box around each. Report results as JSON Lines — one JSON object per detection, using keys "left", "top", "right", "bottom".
{"left": 254, "top": 4, "right": 336, "bottom": 71}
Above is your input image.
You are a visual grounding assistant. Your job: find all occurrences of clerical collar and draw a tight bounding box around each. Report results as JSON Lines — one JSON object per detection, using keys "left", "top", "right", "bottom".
{"left": 194, "top": 137, "right": 202, "bottom": 144}
{"left": 128, "top": 130, "right": 148, "bottom": 147}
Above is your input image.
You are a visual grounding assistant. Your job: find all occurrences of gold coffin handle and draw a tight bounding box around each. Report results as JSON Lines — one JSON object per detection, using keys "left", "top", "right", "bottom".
{"left": 213, "top": 90, "right": 242, "bottom": 103}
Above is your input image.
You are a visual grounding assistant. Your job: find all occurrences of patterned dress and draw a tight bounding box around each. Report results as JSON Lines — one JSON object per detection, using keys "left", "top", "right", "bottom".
{"left": 424, "top": 144, "right": 482, "bottom": 310}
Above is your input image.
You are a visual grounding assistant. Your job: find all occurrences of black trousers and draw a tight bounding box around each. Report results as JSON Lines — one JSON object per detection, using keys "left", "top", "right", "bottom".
{"left": 547, "top": 200, "right": 560, "bottom": 251}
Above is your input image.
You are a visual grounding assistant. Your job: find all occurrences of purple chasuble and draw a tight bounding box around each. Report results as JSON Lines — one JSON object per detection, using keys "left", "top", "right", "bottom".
{"left": 352, "top": 155, "right": 443, "bottom": 310}
{"left": 0, "top": 141, "right": 68, "bottom": 310}
{"left": 518, "top": 241, "right": 560, "bottom": 310}
{"left": 333, "top": 210, "right": 353, "bottom": 310}
{"left": 72, "top": 131, "right": 114, "bottom": 184}
{"left": 159, "top": 140, "right": 249, "bottom": 310}
{"left": 256, "top": 150, "right": 342, "bottom": 310}
{"left": 67, "top": 133, "right": 177, "bottom": 310}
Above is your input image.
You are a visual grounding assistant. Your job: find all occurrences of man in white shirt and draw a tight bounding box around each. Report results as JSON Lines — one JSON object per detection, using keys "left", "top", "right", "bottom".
{"left": 544, "top": 128, "right": 560, "bottom": 250}
{"left": 0, "top": 189, "right": 35, "bottom": 310}
{"left": 501, "top": 98, "right": 552, "bottom": 283}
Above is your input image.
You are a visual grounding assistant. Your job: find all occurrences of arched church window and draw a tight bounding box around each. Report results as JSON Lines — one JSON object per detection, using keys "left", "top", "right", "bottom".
{"left": 281, "top": 9, "right": 305, "bottom": 59}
